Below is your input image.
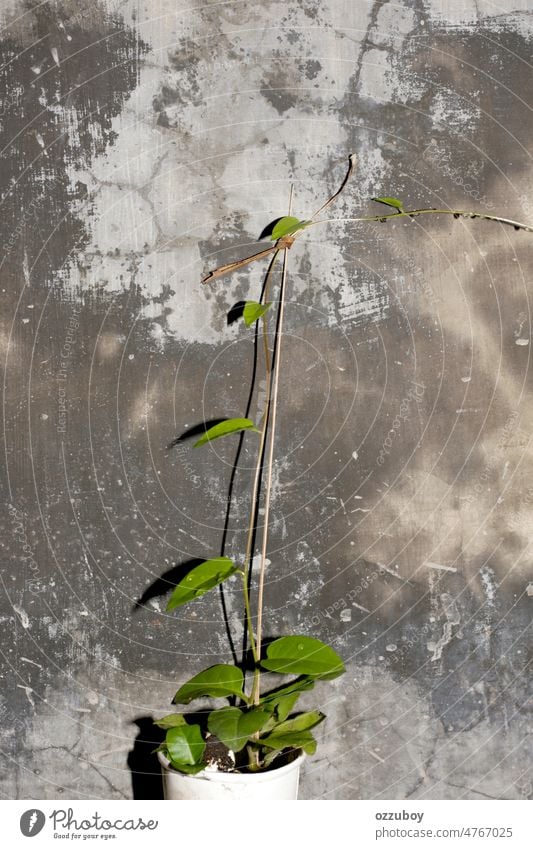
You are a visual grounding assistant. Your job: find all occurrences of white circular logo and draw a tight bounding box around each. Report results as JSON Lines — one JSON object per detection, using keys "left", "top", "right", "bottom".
{"left": 20, "top": 810, "right": 46, "bottom": 837}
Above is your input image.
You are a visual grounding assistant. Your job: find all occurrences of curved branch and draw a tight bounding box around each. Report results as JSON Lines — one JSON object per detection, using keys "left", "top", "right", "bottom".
{"left": 311, "top": 207, "right": 533, "bottom": 233}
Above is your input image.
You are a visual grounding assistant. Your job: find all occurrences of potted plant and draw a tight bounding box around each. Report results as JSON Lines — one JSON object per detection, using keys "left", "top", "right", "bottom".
{"left": 151, "top": 156, "right": 532, "bottom": 800}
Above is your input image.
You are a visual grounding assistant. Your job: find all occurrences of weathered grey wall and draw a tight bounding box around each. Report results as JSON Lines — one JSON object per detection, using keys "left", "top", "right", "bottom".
{"left": 1, "top": 0, "right": 532, "bottom": 800}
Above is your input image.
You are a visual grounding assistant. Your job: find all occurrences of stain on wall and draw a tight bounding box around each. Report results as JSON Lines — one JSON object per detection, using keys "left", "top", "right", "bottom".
{"left": 1, "top": 0, "right": 532, "bottom": 800}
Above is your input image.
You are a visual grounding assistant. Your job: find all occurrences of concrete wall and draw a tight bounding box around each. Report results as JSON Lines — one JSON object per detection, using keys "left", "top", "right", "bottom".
{"left": 1, "top": 0, "right": 532, "bottom": 800}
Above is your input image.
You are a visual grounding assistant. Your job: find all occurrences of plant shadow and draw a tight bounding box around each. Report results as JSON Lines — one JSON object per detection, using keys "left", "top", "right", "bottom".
{"left": 227, "top": 301, "right": 246, "bottom": 325}
{"left": 133, "top": 558, "right": 206, "bottom": 610}
{"left": 166, "top": 418, "right": 227, "bottom": 449}
{"left": 258, "top": 217, "right": 285, "bottom": 240}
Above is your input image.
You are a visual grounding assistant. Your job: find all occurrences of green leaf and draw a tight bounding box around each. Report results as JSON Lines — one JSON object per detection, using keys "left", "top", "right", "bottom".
{"left": 207, "top": 707, "right": 271, "bottom": 752}
{"left": 166, "top": 557, "right": 237, "bottom": 610}
{"left": 260, "top": 702, "right": 322, "bottom": 736}
{"left": 260, "top": 677, "right": 315, "bottom": 721}
{"left": 154, "top": 713, "right": 187, "bottom": 730}
{"left": 243, "top": 301, "right": 271, "bottom": 327}
{"left": 167, "top": 762, "right": 206, "bottom": 775}
{"left": 261, "top": 676, "right": 315, "bottom": 705}
{"left": 262, "top": 748, "right": 283, "bottom": 769}
{"left": 173, "top": 664, "right": 246, "bottom": 704}
{"left": 165, "top": 724, "right": 205, "bottom": 767}
{"left": 272, "top": 692, "right": 302, "bottom": 723}
{"left": 260, "top": 729, "right": 317, "bottom": 755}
{"left": 270, "top": 216, "right": 308, "bottom": 241}
{"left": 371, "top": 196, "right": 404, "bottom": 212}
{"left": 193, "top": 418, "right": 260, "bottom": 448}
{"left": 269, "top": 710, "right": 325, "bottom": 736}
{"left": 261, "top": 636, "right": 345, "bottom": 679}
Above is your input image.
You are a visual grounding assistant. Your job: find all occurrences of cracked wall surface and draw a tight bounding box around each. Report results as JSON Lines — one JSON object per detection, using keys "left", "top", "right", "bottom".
{"left": 1, "top": 0, "right": 532, "bottom": 800}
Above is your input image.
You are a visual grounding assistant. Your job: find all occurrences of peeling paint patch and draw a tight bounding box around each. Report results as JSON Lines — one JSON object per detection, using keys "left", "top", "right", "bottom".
{"left": 479, "top": 565, "right": 497, "bottom": 608}
{"left": 431, "top": 593, "right": 461, "bottom": 662}
{"left": 13, "top": 605, "right": 30, "bottom": 629}
{"left": 0, "top": 1, "right": 146, "bottom": 287}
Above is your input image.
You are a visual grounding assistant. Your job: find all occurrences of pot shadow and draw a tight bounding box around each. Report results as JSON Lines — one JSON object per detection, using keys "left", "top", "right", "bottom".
{"left": 128, "top": 710, "right": 215, "bottom": 799}
{"left": 127, "top": 717, "right": 165, "bottom": 800}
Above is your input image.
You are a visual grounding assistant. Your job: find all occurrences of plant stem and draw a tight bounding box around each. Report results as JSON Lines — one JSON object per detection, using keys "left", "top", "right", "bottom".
{"left": 202, "top": 245, "right": 279, "bottom": 283}
{"left": 243, "top": 194, "right": 292, "bottom": 762}
{"left": 240, "top": 571, "right": 259, "bottom": 665}
{"left": 307, "top": 207, "right": 533, "bottom": 232}
{"left": 240, "top": 252, "right": 280, "bottom": 650}
{"left": 250, "top": 186, "right": 294, "bottom": 706}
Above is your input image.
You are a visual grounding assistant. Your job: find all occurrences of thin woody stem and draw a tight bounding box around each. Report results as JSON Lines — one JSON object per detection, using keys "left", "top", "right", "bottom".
{"left": 241, "top": 250, "right": 281, "bottom": 771}
{"left": 240, "top": 570, "right": 258, "bottom": 665}
{"left": 240, "top": 250, "right": 281, "bottom": 663}
{"left": 262, "top": 279, "right": 272, "bottom": 374}
{"left": 202, "top": 245, "right": 278, "bottom": 284}
{"left": 309, "top": 207, "right": 533, "bottom": 232}
{"left": 241, "top": 255, "right": 279, "bottom": 570}
{"left": 251, "top": 186, "right": 294, "bottom": 706}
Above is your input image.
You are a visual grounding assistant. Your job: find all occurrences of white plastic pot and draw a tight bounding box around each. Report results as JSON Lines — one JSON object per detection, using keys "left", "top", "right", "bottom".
{"left": 158, "top": 750, "right": 305, "bottom": 800}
